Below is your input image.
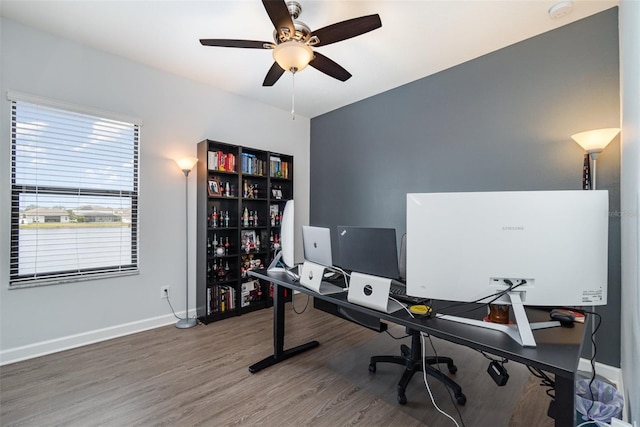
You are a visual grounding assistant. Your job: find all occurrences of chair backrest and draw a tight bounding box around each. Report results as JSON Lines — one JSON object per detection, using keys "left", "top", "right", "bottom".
{"left": 399, "top": 233, "right": 407, "bottom": 281}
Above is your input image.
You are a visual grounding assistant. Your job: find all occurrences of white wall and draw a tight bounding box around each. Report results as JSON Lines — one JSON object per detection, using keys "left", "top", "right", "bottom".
{"left": 619, "top": 1, "right": 640, "bottom": 422}
{"left": 0, "top": 18, "right": 310, "bottom": 364}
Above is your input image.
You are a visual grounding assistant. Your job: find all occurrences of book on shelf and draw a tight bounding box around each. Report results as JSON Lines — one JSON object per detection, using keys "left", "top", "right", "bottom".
{"left": 269, "top": 155, "right": 289, "bottom": 179}
{"left": 208, "top": 150, "right": 236, "bottom": 172}
{"left": 207, "top": 285, "right": 236, "bottom": 315}
{"left": 225, "top": 153, "right": 236, "bottom": 172}
{"left": 241, "top": 152, "right": 266, "bottom": 176}
{"left": 208, "top": 151, "right": 217, "bottom": 170}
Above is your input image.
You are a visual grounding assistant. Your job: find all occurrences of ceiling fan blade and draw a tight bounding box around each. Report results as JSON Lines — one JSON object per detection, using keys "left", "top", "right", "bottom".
{"left": 262, "top": 0, "right": 295, "bottom": 39}
{"left": 263, "top": 62, "right": 286, "bottom": 86}
{"left": 200, "top": 39, "right": 272, "bottom": 49}
{"left": 309, "top": 52, "right": 352, "bottom": 82}
{"left": 311, "top": 14, "right": 382, "bottom": 47}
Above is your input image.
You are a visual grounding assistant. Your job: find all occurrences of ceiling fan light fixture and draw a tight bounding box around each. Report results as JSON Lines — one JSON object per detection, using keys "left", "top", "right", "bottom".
{"left": 273, "top": 40, "right": 313, "bottom": 72}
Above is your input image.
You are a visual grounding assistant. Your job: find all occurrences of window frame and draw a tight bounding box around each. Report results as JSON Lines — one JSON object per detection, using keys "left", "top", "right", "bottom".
{"left": 8, "top": 92, "right": 142, "bottom": 288}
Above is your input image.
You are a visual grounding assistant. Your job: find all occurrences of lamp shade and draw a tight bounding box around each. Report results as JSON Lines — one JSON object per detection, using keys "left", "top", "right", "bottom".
{"left": 175, "top": 157, "right": 198, "bottom": 172}
{"left": 273, "top": 41, "right": 313, "bottom": 72}
{"left": 571, "top": 128, "right": 620, "bottom": 154}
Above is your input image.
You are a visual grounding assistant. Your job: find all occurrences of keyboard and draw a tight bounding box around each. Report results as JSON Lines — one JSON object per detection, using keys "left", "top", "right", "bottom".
{"left": 390, "top": 280, "right": 427, "bottom": 305}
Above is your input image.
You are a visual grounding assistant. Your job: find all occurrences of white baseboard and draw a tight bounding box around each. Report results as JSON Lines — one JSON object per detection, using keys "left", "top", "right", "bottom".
{"left": 0, "top": 310, "right": 195, "bottom": 366}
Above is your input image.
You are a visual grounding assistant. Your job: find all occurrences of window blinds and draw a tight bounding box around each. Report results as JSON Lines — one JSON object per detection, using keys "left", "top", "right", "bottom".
{"left": 9, "top": 96, "right": 140, "bottom": 287}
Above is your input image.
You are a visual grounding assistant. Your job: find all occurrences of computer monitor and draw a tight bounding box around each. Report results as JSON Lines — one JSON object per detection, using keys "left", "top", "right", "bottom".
{"left": 302, "top": 225, "right": 333, "bottom": 267}
{"left": 337, "top": 226, "right": 400, "bottom": 279}
{"left": 268, "top": 200, "right": 294, "bottom": 271}
{"left": 406, "top": 190, "right": 609, "bottom": 347}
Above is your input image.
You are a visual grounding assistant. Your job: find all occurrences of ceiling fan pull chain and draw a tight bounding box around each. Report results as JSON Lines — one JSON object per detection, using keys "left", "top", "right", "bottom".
{"left": 291, "top": 70, "right": 296, "bottom": 120}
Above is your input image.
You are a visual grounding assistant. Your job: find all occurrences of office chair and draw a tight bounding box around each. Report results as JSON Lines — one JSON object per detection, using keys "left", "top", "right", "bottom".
{"left": 368, "top": 234, "right": 467, "bottom": 405}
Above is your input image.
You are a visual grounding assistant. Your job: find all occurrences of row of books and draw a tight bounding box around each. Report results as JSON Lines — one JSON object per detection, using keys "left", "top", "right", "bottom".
{"left": 208, "top": 150, "right": 289, "bottom": 179}
{"left": 207, "top": 280, "right": 279, "bottom": 314}
{"left": 270, "top": 156, "right": 290, "bottom": 179}
{"left": 207, "top": 285, "right": 236, "bottom": 315}
{"left": 241, "top": 152, "right": 267, "bottom": 176}
{"left": 208, "top": 151, "right": 237, "bottom": 173}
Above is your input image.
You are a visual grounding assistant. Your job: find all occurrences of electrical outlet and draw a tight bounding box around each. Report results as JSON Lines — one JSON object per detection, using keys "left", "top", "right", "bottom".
{"left": 161, "top": 286, "right": 170, "bottom": 299}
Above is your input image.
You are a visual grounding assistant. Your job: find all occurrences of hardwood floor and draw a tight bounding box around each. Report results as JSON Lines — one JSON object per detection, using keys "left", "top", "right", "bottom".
{"left": 1, "top": 295, "right": 555, "bottom": 426}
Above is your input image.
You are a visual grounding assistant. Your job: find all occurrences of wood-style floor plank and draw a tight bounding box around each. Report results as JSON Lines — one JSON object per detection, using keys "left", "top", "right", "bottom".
{"left": 1, "top": 294, "right": 554, "bottom": 426}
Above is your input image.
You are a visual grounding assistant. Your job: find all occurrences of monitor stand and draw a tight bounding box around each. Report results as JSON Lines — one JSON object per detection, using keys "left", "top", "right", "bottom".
{"left": 267, "top": 251, "right": 299, "bottom": 281}
{"left": 438, "top": 292, "right": 560, "bottom": 347}
{"left": 267, "top": 250, "right": 285, "bottom": 271}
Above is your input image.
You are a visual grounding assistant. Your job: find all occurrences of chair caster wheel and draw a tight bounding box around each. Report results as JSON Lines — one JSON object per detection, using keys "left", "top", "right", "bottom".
{"left": 456, "top": 394, "right": 467, "bottom": 405}
{"left": 369, "top": 364, "right": 376, "bottom": 373}
{"left": 448, "top": 364, "right": 458, "bottom": 374}
{"left": 397, "top": 394, "right": 407, "bottom": 405}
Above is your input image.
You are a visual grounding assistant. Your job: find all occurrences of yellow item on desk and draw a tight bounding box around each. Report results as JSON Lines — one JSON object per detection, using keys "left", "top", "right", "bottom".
{"left": 409, "top": 304, "right": 432, "bottom": 316}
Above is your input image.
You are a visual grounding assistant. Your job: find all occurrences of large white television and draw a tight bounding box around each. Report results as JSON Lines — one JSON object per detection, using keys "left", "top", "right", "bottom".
{"left": 406, "top": 190, "right": 609, "bottom": 346}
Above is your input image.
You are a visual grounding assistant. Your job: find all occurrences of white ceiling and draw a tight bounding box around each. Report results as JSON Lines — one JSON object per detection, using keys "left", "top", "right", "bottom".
{"left": 1, "top": 0, "right": 618, "bottom": 118}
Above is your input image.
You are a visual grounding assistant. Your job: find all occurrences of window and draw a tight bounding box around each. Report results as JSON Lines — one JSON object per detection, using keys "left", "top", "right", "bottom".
{"left": 9, "top": 93, "right": 140, "bottom": 287}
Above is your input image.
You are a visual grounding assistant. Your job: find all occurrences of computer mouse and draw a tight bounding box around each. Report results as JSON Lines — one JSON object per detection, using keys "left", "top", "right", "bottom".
{"left": 550, "top": 309, "right": 575, "bottom": 327}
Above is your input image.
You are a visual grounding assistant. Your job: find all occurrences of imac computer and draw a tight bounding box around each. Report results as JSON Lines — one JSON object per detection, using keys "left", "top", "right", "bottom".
{"left": 337, "top": 226, "right": 400, "bottom": 279}
{"left": 268, "top": 200, "right": 295, "bottom": 275}
{"left": 406, "top": 190, "right": 609, "bottom": 347}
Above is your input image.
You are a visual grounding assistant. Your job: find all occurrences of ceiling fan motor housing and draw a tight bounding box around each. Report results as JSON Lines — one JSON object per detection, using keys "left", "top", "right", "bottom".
{"left": 273, "top": 20, "right": 310, "bottom": 44}
{"left": 273, "top": 1, "right": 311, "bottom": 44}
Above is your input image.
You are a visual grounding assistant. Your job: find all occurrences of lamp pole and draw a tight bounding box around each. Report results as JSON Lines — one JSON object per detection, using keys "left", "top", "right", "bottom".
{"left": 589, "top": 152, "right": 600, "bottom": 190}
{"left": 571, "top": 128, "right": 619, "bottom": 361}
{"left": 175, "top": 158, "right": 198, "bottom": 329}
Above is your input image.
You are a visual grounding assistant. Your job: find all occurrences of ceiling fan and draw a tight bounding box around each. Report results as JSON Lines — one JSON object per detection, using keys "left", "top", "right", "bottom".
{"left": 200, "top": 0, "right": 382, "bottom": 86}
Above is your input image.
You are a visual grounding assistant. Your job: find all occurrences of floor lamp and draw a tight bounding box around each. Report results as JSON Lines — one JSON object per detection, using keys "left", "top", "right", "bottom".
{"left": 571, "top": 128, "right": 620, "bottom": 190}
{"left": 571, "top": 127, "right": 619, "bottom": 358}
{"left": 175, "top": 157, "right": 199, "bottom": 329}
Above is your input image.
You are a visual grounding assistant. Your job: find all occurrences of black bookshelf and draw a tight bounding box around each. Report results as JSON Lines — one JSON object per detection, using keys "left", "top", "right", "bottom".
{"left": 196, "top": 139, "right": 293, "bottom": 323}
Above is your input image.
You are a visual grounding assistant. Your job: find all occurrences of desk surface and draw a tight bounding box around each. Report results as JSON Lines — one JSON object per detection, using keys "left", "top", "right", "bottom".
{"left": 250, "top": 268, "right": 585, "bottom": 426}
{"left": 250, "top": 268, "right": 586, "bottom": 380}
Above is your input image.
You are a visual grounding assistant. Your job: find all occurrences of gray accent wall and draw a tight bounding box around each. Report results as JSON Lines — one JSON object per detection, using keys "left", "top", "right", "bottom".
{"left": 310, "top": 9, "right": 621, "bottom": 366}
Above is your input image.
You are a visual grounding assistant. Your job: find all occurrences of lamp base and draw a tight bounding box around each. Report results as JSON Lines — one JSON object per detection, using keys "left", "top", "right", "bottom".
{"left": 175, "top": 317, "right": 197, "bottom": 329}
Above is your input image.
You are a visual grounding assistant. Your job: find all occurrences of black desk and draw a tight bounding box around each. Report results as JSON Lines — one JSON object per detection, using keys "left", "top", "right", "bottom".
{"left": 248, "top": 269, "right": 586, "bottom": 427}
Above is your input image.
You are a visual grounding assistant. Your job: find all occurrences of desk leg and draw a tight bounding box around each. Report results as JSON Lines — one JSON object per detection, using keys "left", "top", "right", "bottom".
{"left": 248, "top": 283, "right": 320, "bottom": 373}
{"left": 553, "top": 374, "right": 576, "bottom": 427}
